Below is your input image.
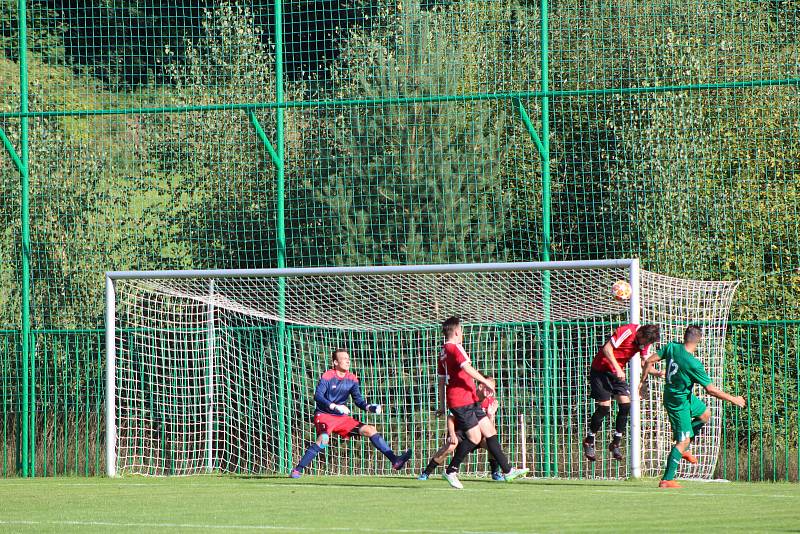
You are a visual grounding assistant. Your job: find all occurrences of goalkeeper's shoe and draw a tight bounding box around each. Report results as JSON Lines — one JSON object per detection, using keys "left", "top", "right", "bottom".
{"left": 681, "top": 450, "right": 699, "bottom": 465}
{"left": 658, "top": 480, "right": 683, "bottom": 489}
{"left": 289, "top": 469, "right": 302, "bottom": 479}
{"left": 491, "top": 471, "right": 505, "bottom": 481}
{"left": 392, "top": 449, "right": 413, "bottom": 470}
{"left": 417, "top": 472, "right": 429, "bottom": 481}
{"left": 443, "top": 471, "right": 464, "bottom": 489}
{"left": 608, "top": 441, "right": 623, "bottom": 461}
{"left": 583, "top": 437, "right": 596, "bottom": 462}
{"left": 502, "top": 467, "right": 529, "bottom": 482}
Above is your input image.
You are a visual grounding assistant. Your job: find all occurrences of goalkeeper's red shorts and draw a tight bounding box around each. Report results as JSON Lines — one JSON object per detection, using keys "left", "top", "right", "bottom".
{"left": 314, "top": 413, "right": 363, "bottom": 438}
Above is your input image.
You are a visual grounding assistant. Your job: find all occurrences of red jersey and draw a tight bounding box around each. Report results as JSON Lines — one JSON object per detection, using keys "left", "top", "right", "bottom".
{"left": 437, "top": 342, "right": 479, "bottom": 408}
{"left": 591, "top": 323, "right": 652, "bottom": 373}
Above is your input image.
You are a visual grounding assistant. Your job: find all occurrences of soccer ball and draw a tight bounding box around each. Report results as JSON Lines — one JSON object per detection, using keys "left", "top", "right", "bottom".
{"left": 611, "top": 280, "right": 632, "bottom": 302}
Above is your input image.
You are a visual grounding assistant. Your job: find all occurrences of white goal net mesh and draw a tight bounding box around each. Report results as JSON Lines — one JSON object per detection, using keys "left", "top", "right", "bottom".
{"left": 108, "top": 264, "right": 738, "bottom": 479}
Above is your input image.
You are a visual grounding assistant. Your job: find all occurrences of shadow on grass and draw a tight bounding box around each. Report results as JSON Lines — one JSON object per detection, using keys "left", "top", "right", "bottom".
{"left": 231, "top": 474, "right": 627, "bottom": 489}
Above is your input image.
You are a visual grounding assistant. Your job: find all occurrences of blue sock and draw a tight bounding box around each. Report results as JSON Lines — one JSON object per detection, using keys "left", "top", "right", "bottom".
{"left": 295, "top": 443, "right": 324, "bottom": 471}
{"left": 369, "top": 434, "right": 397, "bottom": 463}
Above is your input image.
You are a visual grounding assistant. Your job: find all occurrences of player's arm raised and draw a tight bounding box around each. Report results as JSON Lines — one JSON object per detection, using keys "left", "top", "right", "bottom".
{"left": 641, "top": 349, "right": 665, "bottom": 378}
{"left": 602, "top": 340, "right": 626, "bottom": 379}
{"left": 685, "top": 359, "right": 747, "bottom": 408}
{"left": 704, "top": 384, "right": 747, "bottom": 408}
{"left": 638, "top": 352, "right": 662, "bottom": 395}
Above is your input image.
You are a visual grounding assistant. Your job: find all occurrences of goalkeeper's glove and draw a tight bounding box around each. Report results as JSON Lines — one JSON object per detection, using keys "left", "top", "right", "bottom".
{"left": 367, "top": 404, "right": 383, "bottom": 415}
{"left": 330, "top": 403, "right": 350, "bottom": 415}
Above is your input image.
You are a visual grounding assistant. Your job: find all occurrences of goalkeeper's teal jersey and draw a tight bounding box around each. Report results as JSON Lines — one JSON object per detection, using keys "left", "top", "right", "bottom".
{"left": 660, "top": 342, "right": 712, "bottom": 410}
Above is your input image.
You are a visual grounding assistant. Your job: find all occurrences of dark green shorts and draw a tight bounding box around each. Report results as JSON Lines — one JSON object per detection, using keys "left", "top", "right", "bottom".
{"left": 665, "top": 394, "right": 708, "bottom": 442}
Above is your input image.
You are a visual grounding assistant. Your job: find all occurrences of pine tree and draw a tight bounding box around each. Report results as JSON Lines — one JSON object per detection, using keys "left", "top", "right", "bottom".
{"left": 314, "top": 0, "right": 511, "bottom": 267}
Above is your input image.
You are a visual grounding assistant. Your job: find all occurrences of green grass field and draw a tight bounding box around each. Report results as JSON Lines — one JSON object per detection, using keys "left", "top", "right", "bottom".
{"left": 1, "top": 476, "right": 798, "bottom": 533}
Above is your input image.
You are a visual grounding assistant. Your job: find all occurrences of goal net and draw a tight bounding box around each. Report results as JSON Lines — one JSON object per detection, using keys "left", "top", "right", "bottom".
{"left": 105, "top": 260, "right": 739, "bottom": 479}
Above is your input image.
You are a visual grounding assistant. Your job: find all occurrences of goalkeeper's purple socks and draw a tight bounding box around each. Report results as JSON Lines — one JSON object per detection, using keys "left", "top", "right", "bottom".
{"left": 295, "top": 443, "right": 325, "bottom": 471}
{"left": 369, "top": 434, "right": 397, "bottom": 463}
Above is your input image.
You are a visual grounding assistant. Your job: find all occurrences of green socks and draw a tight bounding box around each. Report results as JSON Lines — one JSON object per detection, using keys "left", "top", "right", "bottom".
{"left": 662, "top": 446, "right": 683, "bottom": 481}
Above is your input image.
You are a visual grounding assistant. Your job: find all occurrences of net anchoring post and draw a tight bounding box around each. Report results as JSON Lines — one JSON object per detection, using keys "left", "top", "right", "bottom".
{"left": 206, "top": 279, "right": 216, "bottom": 473}
{"left": 628, "top": 259, "right": 642, "bottom": 478}
{"left": 105, "top": 275, "right": 117, "bottom": 477}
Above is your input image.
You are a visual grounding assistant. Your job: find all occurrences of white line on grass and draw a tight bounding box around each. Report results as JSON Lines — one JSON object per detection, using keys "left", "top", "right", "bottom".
{"left": 0, "top": 519, "right": 530, "bottom": 534}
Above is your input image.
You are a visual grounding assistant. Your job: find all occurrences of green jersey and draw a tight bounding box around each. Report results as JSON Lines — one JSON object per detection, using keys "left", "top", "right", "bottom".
{"left": 660, "top": 342, "right": 712, "bottom": 410}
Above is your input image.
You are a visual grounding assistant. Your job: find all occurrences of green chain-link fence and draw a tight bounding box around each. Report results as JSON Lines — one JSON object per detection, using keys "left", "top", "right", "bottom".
{"left": 0, "top": 0, "right": 798, "bottom": 479}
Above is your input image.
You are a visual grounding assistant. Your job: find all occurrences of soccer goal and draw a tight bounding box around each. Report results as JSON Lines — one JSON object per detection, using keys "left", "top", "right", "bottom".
{"left": 105, "top": 260, "right": 739, "bottom": 479}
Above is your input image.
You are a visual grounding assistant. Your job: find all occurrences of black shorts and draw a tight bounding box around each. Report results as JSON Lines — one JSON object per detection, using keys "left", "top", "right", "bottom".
{"left": 589, "top": 369, "right": 631, "bottom": 401}
{"left": 450, "top": 402, "right": 488, "bottom": 432}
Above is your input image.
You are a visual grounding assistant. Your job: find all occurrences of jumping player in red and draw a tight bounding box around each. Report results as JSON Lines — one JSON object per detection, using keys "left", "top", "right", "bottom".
{"left": 437, "top": 316, "right": 528, "bottom": 489}
{"left": 290, "top": 349, "right": 412, "bottom": 478}
{"left": 583, "top": 323, "right": 661, "bottom": 461}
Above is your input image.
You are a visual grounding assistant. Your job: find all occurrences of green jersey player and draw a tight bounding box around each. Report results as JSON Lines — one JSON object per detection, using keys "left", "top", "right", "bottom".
{"left": 640, "top": 325, "right": 746, "bottom": 488}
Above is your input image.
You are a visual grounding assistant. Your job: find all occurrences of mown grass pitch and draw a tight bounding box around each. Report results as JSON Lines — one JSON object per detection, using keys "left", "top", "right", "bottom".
{"left": 1, "top": 476, "right": 798, "bottom": 533}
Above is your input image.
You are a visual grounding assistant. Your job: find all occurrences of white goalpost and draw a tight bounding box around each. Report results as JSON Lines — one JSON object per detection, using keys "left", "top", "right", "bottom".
{"left": 104, "top": 260, "right": 739, "bottom": 479}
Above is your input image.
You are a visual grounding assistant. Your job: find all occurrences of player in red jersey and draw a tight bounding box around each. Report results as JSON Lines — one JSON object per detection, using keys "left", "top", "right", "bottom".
{"left": 417, "top": 380, "right": 505, "bottom": 481}
{"left": 436, "top": 316, "right": 528, "bottom": 489}
{"left": 290, "top": 349, "right": 412, "bottom": 478}
{"left": 583, "top": 323, "right": 661, "bottom": 461}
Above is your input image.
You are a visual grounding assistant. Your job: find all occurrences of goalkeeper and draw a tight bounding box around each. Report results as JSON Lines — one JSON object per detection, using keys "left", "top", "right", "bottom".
{"left": 290, "top": 349, "right": 412, "bottom": 478}
{"left": 417, "top": 380, "right": 505, "bottom": 481}
{"left": 640, "top": 325, "right": 746, "bottom": 488}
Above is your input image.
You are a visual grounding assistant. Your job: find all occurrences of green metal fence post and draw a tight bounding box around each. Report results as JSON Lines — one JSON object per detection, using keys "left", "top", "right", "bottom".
{"left": 539, "top": 0, "right": 555, "bottom": 477}
{"left": 274, "top": 0, "right": 290, "bottom": 474}
{"left": 17, "top": 0, "right": 32, "bottom": 479}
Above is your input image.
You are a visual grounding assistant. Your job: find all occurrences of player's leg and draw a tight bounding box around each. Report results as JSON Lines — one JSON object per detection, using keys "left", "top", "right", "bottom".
{"left": 609, "top": 389, "right": 632, "bottom": 461}
{"left": 659, "top": 404, "right": 693, "bottom": 488}
{"left": 443, "top": 425, "right": 480, "bottom": 484}
{"left": 291, "top": 417, "right": 332, "bottom": 478}
{"left": 359, "top": 424, "right": 412, "bottom": 469}
{"left": 476, "top": 416, "right": 528, "bottom": 481}
{"left": 682, "top": 395, "right": 710, "bottom": 464}
{"left": 585, "top": 370, "right": 613, "bottom": 461}
{"left": 419, "top": 437, "right": 458, "bottom": 480}
{"left": 443, "top": 405, "right": 483, "bottom": 488}
{"left": 689, "top": 395, "right": 710, "bottom": 438}
{"left": 479, "top": 438, "right": 503, "bottom": 480}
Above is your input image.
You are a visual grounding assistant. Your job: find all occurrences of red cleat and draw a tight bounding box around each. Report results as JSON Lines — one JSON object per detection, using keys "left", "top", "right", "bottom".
{"left": 658, "top": 480, "right": 683, "bottom": 488}
{"left": 681, "top": 450, "right": 699, "bottom": 464}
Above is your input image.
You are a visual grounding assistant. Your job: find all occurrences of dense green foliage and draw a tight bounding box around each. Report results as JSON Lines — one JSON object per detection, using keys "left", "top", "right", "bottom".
{"left": 1, "top": 0, "right": 797, "bottom": 325}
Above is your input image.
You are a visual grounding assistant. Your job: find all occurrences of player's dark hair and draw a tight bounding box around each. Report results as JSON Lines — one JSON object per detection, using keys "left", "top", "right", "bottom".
{"left": 442, "top": 316, "right": 462, "bottom": 338}
{"left": 636, "top": 324, "right": 661, "bottom": 345}
{"left": 684, "top": 325, "right": 703, "bottom": 344}
{"left": 331, "top": 348, "right": 348, "bottom": 363}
